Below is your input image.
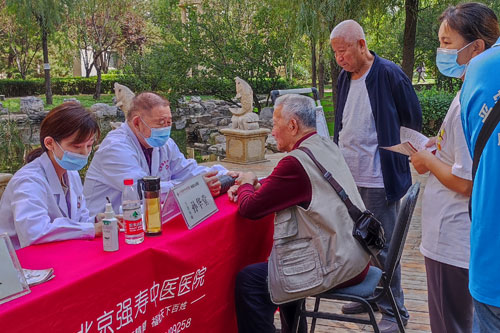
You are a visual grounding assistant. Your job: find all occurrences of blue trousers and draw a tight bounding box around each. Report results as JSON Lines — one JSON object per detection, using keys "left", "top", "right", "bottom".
{"left": 235, "top": 262, "right": 307, "bottom": 333}
{"left": 473, "top": 298, "right": 500, "bottom": 332}
{"left": 358, "top": 187, "right": 409, "bottom": 324}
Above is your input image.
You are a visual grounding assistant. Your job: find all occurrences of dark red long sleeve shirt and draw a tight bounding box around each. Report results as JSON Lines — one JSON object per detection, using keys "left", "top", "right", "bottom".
{"left": 237, "top": 132, "right": 314, "bottom": 220}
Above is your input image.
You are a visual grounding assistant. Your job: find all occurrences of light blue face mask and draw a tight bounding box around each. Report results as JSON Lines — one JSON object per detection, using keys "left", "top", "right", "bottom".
{"left": 54, "top": 141, "right": 89, "bottom": 171}
{"left": 436, "top": 41, "right": 474, "bottom": 78}
{"left": 140, "top": 117, "right": 171, "bottom": 147}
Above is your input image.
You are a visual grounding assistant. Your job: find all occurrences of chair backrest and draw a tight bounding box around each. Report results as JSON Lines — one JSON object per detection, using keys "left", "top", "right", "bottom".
{"left": 384, "top": 182, "right": 420, "bottom": 283}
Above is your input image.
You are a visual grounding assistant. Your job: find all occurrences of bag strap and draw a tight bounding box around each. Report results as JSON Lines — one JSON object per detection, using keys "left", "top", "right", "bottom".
{"left": 296, "top": 146, "right": 363, "bottom": 222}
{"left": 297, "top": 146, "right": 383, "bottom": 268}
{"left": 469, "top": 99, "right": 500, "bottom": 218}
{"left": 472, "top": 99, "right": 500, "bottom": 180}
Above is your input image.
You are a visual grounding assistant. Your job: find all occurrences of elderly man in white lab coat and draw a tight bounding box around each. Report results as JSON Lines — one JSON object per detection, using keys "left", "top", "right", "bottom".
{"left": 84, "top": 92, "right": 228, "bottom": 216}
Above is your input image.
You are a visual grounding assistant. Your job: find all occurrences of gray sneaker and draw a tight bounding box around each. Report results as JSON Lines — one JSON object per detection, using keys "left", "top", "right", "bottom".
{"left": 377, "top": 318, "right": 407, "bottom": 333}
{"left": 341, "top": 301, "right": 379, "bottom": 314}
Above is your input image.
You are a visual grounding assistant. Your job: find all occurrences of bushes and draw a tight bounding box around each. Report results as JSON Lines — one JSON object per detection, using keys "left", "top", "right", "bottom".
{"left": 416, "top": 87, "right": 456, "bottom": 137}
{"left": 0, "top": 120, "right": 27, "bottom": 173}
{"left": 0, "top": 74, "right": 140, "bottom": 98}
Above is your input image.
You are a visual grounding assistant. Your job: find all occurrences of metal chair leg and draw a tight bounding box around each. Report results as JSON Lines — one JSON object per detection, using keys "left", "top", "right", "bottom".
{"left": 387, "top": 288, "right": 406, "bottom": 332}
{"left": 310, "top": 297, "right": 321, "bottom": 333}
{"left": 366, "top": 302, "right": 380, "bottom": 333}
{"left": 291, "top": 299, "right": 306, "bottom": 333}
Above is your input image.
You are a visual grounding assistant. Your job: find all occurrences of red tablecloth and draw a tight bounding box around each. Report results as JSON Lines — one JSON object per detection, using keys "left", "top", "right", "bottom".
{"left": 0, "top": 196, "right": 274, "bottom": 333}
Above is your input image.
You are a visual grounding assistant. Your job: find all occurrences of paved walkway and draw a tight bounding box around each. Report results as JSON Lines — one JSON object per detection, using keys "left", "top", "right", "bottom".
{"left": 203, "top": 154, "right": 431, "bottom": 332}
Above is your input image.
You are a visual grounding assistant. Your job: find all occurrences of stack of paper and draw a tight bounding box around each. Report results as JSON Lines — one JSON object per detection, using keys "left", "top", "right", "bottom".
{"left": 381, "top": 127, "right": 436, "bottom": 156}
{"left": 22, "top": 268, "right": 55, "bottom": 287}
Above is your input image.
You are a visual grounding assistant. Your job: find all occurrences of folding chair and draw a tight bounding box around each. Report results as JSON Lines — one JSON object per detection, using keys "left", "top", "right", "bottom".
{"left": 293, "top": 182, "right": 420, "bottom": 333}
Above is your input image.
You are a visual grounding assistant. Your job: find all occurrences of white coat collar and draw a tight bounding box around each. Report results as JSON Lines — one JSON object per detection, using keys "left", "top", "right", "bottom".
{"left": 39, "top": 152, "right": 70, "bottom": 217}
{"left": 122, "top": 122, "right": 161, "bottom": 177}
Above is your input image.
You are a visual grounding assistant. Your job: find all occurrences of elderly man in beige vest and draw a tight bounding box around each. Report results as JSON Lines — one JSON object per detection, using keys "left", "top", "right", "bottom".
{"left": 228, "top": 94, "right": 370, "bottom": 333}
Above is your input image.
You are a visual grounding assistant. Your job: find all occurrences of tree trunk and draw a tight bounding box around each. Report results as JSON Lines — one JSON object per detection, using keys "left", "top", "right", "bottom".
{"left": 94, "top": 55, "right": 102, "bottom": 100}
{"left": 41, "top": 28, "right": 52, "bottom": 105}
{"left": 330, "top": 57, "right": 341, "bottom": 109}
{"left": 101, "top": 53, "right": 109, "bottom": 74}
{"left": 7, "top": 51, "right": 14, "bottom": 78}
{"left": 318, "top": 43, "right": 325, "bottom": 99}
{"left": 401, "top": 0, "right": 419, "bottom": 80}
{"left": 94, "top": 66, "right": 102, "bottom": 100}
{"left": 311, "top": 37, "right": 317, "bottom": 88}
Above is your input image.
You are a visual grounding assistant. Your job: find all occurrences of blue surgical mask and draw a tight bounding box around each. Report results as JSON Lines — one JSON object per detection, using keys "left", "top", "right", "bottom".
{"left": 140, "top": 117, "right": 171, "bottom": 147}
{"left": 54, "top": 141, "right": 89, "bottom": 171}
{"left": 436, "top": 41, "right": 474, "bottom": 78}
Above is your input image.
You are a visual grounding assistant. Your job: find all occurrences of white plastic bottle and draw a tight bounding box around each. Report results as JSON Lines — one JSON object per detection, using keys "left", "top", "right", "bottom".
{"left": 102, "top": 203, "right": 119, "bottom": 252}
{"left": 122, "top": 179, "right": 144, "bottom": 244}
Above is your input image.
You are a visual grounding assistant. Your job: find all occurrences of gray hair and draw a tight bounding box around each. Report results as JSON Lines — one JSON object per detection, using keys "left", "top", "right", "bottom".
{"left": 330, "top": 19, "right": 366, "bottom": 43}
{"left": 275, "top": 94, "right": 316, "bottom": 129}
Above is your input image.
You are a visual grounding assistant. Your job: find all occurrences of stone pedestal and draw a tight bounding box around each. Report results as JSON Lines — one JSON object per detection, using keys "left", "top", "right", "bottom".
{"left": 0, "top": 173, "right": 13, "bottom": 200}
{"left": 219, "top": 128, "right": 270, "bottom": 164}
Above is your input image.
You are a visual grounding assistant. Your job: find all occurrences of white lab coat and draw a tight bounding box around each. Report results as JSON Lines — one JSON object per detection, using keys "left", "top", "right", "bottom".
{"left": 83, "top": 122, "right": 226, "bottom": 216}
{"left": 0, "top": 152, "right": 95, "bottom": 249}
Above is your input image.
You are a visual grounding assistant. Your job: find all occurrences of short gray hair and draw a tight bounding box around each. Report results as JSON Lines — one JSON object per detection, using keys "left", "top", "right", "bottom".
{"left": 275, "top": 94, "right": 316, "bottom": 129}
{"left": 330, "top": 19, "right": 366, "bottom": 43}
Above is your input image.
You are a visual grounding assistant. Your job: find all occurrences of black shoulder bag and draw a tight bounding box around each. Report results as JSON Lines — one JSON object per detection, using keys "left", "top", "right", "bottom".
{"left": 469, "top": 99, "right": 500, "bottom": 217}
{"left": 297, "top": 147, "right": 385, "bottom": 268}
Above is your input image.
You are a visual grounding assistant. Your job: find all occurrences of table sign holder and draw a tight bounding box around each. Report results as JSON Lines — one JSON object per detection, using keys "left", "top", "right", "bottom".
{"left": 172, "top": 174, "right": 218, "bottom": 229}
{"left": 161, "top": 189, "right": 181, "bottom": 224}
{"left": 0, "top": 233, "right": 30, "bottom": 305}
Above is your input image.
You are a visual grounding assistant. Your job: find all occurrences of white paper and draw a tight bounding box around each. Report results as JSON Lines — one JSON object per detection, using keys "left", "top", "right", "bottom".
{"left": 381, "top": 126, "right": 436, "bottom": 156}
{"left": 173, "top": 175, "right": 218, "bottom": 229}
{"left": 23, "top": 268, "right": 55, "bottom": 287}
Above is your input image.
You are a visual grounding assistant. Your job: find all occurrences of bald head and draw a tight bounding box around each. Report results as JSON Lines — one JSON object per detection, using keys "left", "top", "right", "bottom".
{"left": 127, "top": 92, "right": 170, "bottom": 120}
{"left": 330, "top": 19, "right": 366, "bottom": 44}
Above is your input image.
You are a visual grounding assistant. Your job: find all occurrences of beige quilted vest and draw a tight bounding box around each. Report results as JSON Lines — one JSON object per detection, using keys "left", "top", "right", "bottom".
{"left": 268, "top": 134, "right": 370, "bottom": 304}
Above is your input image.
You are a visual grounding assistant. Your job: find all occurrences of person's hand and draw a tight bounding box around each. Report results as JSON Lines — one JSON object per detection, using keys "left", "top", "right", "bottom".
{"left": 95, "top": 213, "right": 105, "bottom": 224}
{"left": 227, "top": 184, "right": 239, "bottom": 203}
{"left": 410, "top": 150, "right": 434, "bottom": 174}
{"left": 426, "top": 136, "right": 437, "bottom": 148}
{"left": 115, "top": 214, "right": 124, "bottom": 230}
{"left": 227, "top": 170, "right": 242, "bottom": 179}
{"left": 236, "top": 172, "right": 257, "bottom": 187}
{"left": 203, "top": 170, "right": 222, "bottom": 197}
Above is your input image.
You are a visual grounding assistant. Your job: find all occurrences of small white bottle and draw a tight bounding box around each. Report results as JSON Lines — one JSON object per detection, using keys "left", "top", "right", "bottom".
{"left": 102, "top": 203, "right": 119, "bottom": 252}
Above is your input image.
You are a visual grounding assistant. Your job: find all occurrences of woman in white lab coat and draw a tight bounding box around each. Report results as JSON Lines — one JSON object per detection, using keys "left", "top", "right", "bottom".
{"left": 0, "top": 102, "right": 103, "bottom": 249}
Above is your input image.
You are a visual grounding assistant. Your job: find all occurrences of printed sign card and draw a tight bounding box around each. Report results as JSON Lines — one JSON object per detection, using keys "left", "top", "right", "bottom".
{"left": 172, "top": 175, "right": 218, "bottom": 229}
{"left": 0, "top": 233, "right": 30, "bottom": 304}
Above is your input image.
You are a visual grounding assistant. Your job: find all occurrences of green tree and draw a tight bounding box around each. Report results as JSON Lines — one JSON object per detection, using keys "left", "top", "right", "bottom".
{"left": 72, "top": 0, "right": 147, "bottom": 98}
{"left": 132, "top": 0, "right": 294, "bottom": 110}
{"left": 6, "top": 0, "right": 74, "bottom": 104}
{"left": 0, "top": 2, "right": 41, "bottom": 79}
